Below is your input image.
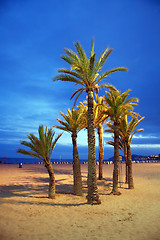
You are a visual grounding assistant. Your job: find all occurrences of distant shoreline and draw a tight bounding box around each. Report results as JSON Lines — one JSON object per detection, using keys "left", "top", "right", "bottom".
{"left": 1, "top": 154, "right": 160, "bottom": 164}
{"left": 0, "top": 160, "right": 160, "bottom": 165}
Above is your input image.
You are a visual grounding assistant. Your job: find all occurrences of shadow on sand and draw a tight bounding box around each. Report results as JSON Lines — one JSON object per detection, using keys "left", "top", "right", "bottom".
{"left": 0, "top": 180, "right": 88, "bottom": 207}
{"left": 0, "top": 165, "right": 128, "bottom": 207}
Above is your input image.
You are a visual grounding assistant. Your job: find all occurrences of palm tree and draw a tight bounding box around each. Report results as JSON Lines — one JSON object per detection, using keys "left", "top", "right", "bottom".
{"left": 53, "top": 39, "right": 127, "bottom": 204}
{"left": 106, "top": 134, "right": 128, "bottom": 183}
{"left": 119, "top": 115, "right": 145, "bottom": 188}
{"left": 106, "top": 115, "right": 144, "bottom": 188}
{"left": 104, "top": 86, "right": 138, "bottom": 195}
{"left": 78, "top": 97, "right": 108, "bottom": 180}
{"left": 17, "top": 125, "right": 62, "bottom": 199}
{"left": 94, "top": 94, "right": 108, "bottom": 180}
{"left": 53, "top": 107, "right": 87, "bottom": 196}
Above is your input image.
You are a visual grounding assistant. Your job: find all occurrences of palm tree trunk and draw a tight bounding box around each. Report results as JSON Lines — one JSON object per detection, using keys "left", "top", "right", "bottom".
{"left": 98, "top": 124, "right": 104, "bottom": 180}
{"left": 72, "top": 133, "right": 83, "bottom": 196}
{"left": 87, "top": 90, "right": 101, "bottom": 204}
{"left": 45, "top": 161, "right": 56, "bottom": 199}
{"left": 112, "top": 123, "right": 121, "bottom": 195}
{"left": 124, "top": 145, "right": 128, "bottom": 184}
{"left": 127, "top": 144, "right": 134, "bottom": 189}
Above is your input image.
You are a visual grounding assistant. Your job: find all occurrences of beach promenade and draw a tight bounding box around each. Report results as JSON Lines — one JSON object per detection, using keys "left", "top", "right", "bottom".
{"left": 0, "top": 163, "right": 160, "bottom": 240}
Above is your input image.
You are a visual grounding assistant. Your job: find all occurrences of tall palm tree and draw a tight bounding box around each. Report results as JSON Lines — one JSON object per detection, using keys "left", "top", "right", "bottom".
{"left": 104, "top": 86, "right": 138, "bottom": 195}
{"left": 17, "top": 125, "right": 62, "bottom": 199}
{"left": 53, "top": 107, "right": 87, "bottom": 196}
{"left": 78, "top": 97, "right": 108, "bottom": 180}
{"left": 119, "top": 115, "right": 145, "bottom": 188}
{"left": 53, "top": 39, "right": 127, "bottom": 204}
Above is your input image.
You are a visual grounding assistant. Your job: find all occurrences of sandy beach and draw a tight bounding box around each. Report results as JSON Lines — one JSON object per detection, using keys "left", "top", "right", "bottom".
{"left": 0, "top": 163, "right": 160, "bottom": 240}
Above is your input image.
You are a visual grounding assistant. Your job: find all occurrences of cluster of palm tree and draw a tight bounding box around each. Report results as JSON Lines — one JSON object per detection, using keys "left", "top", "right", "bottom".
{"left": 53, "top": 39, "right": 144, "bottom": 204}
{"left": 17, "top": 39, "right": 144, "bottom": 204}
{"left": 103, "top": 87, "right": 144, "bottom": 194}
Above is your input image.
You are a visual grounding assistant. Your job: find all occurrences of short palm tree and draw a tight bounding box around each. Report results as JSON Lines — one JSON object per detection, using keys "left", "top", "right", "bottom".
{"left": 104, "top": 86, "right": 138, "bottom": 195}
{"left": 53, "top": 107, "right": 87, "bottom": 196}
{"left": 17, "top": 125, "right": 62, "bottom": 199}
{"left": 119, "top": 115, "right": 145, "bottom": 188}
{"left": 53, "top": 39, "right": 127, "bottom": 204}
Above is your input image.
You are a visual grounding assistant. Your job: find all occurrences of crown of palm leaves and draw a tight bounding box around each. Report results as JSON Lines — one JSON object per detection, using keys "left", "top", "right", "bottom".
{"left": 53, "top": 107, "right": 87, "bottom": 134}
{"left": 17, "top": 125, "right": 62, "bottom": 164}
{"left": 53, "top": 39, "right": 127, "bottom": 105}
{"left": 104, "top": 86, "right": 139, "bottom": 123}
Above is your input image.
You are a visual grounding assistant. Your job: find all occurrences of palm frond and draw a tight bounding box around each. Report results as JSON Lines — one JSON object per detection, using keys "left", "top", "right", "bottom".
{"left": 38, "top": 125, "right": 46, "bottom": 148}
{"left": 105, "top": 128, "right": 114, "bottom": 133}
{"left": 63, "top": 48, "right": 80, "bottom": 62}
{"left": 60, "top": 54, "right": 75, "bottom": 66}
{"left": 95, "top": 67, "right": 127, "bottom": 84}
{"left": 107, "top": 140, "right": 114, "bottom": 146}
{"left": 53, "top": 73, "right": 81, "bottom": 84}
{"left": 26, "top": 134, "right": 45, "bottom": 158}
{"left": 19, "top": 140, "right": 34, "bottom": 149}
{"left": 88, "top": 53, "right": 96, "bottom": 78}
{"left": 93, "top": 47, "right": 110, "bottom": 74}
{"left": 70, "top": 87, "right": 85, "bottom": 100}
{"left": 95, "top": 48, "right": 113, "bottom": 74}
{"left": 107, "top": 140, "right": 123, "bottom": 151}
{"left": 71, "top": 88, "right": 86, "bottom": 106}
{"left": 90, "top": 38, "right": 95, "bottom": 58}
{"left": 53, "top": 125, "right": 70, "bottom": 132}
{"left": 17, "top": 149, "right": 43, "bottom": 161}
{"left": 58, "top": 68, "right": 82, "bottom": 80}
{"left": 129, "top": 129, "right": 144, "bottom": 144}
{"left": 124, "top": 97, "right": 139, "bottom": 105}
{"left": 56, "top": 118, "right": 71, "bottom": 132}
{"left": 51, "top": 133, "right": 63, "bottom": 156}
{"left": 74, "top": 41, "right": 88, "bottom": 66}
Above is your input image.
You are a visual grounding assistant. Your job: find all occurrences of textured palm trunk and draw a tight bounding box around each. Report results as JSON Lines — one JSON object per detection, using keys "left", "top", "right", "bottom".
{"left": 124, "top": 145, "right": 128, "bottom": 184}
{"left": 45, "top": 160, "right": 56, "bottom": 199}
{"left": 72, "top": 133, "right": 83, "bottom": 196}
{"left": 87, "top": 90, "right": 101, "bottom": 204}
{"left": 112, "top": 123, "right": 121, "bottom": 195}
{"left": 127, "top": 144, "right": 134, "bottom": 189}
{"left": 98, "top": 124, "right": 104, "bottom": 180}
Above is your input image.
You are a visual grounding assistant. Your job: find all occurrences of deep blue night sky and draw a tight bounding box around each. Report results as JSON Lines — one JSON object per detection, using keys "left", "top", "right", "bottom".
{"left": 0, "top": 0, "right": 160, "bottom": 160}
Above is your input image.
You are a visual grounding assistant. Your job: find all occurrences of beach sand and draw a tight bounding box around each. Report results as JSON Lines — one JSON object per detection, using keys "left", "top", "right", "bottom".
{"left": 0, "top": 163, "right": 160, "bottom": 240}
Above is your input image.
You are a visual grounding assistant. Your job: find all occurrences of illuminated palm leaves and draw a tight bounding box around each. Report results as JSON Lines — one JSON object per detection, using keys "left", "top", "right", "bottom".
{"left": 104, "top": 86, "right": 139, "bottom": 124}
{"left": 54, "top": 107, "right": 87, "bottom": 134}
{"left": 119, "top": 115, "right": 145, "bottom": 146}
{"left": 106, "top": 116, "right": 145, "bottom": 150}
{"left": 53, "top": 39, "right": 127, "bottom": 104}
{"left": 94, "top": 94, "right": 108, "bottom": 127}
